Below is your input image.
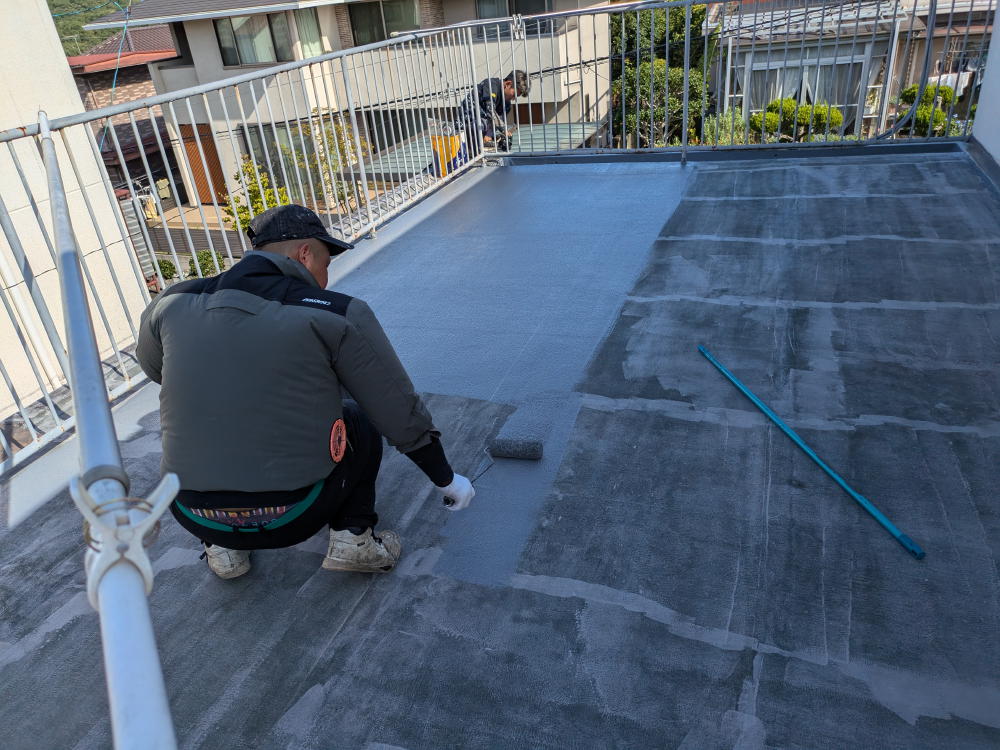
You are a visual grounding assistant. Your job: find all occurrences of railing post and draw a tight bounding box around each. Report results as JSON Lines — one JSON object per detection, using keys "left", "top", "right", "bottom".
{"left": 339, "top": 57, "right": 376, "bottom": 235}
{"left": 681, "top": 2, "right": 692, "bottom": 164}
{"left": 464, "top": 26, "right": 486, "bottom": 162}
{"left": 37, "top": 110, "right": 178, "bottom": 750}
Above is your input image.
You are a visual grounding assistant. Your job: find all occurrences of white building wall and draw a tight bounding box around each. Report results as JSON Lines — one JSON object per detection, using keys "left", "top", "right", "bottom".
{"left": 0, "top": 0, "right": 148, "bottom": 421}
{"left": 972, "top": 24, "right": 1000, "bottom": 161}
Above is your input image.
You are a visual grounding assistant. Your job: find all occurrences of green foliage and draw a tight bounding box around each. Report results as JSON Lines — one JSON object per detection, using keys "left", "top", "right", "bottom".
{"left": 912, "top": 103, "right": 947, "bottom": 135}
{"left": 700, "top": 113, "right": 749, "bottom": 146}
{"left": 609, "top": 5, "right": 716, "bottom": 147}
{"left": 157, "top": 258, "right": 177, "bottom": 281}
{"left": 810, "top": 104, "right": 844, "bottom": 132}
{"left": 752, "top": 98, "right": 845, "bottom": 141}
{"left": 749, "top": 111, "right": 781, "bottom": 137}
{"left": 223, "top": 158, "right": 291, "bottom": 231}
{"left": 187, "top": 250, "right": 223, "bottom": 278}
{"left": 47, "top": 0, "right": 116, "bottom": 56}
{"left": 278, "top": 113, "right": 369, "bottom": 212}
{"left": 807, "top": 133, "right": 859, "bottom": 142}
{"left": 900, "top": 83, "right": 955, "bottom": 107}
{"left": 766, "top": 98, "right": 799, "bottom": 124}
{"left": 896, "top": 84, "right": 955, "bottom": 137}
{"left": 610, "top": 6, "right": 712, "bottom": 71}
{"left": 613, "top": 60, "right": 706, "bottom": 146}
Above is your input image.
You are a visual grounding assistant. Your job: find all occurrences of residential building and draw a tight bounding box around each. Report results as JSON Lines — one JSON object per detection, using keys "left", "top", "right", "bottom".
{"left": 84, "top": 0, "right": 611, "bottom": 213}
{"left": 68, "top": 25, "right": 179, "bottom": 190}
{"left": 716, "top": 0, "right": 993, "bottom": 136}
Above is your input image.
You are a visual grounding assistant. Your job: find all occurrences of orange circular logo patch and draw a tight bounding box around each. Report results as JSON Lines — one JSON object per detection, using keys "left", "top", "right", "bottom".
{"left": 330, "top": 419, "right": 347, "bottom": 463}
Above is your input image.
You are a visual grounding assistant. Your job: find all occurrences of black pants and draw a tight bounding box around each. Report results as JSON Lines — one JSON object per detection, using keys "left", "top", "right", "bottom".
{"left": 169, "top": 402, "right": 383, "bottom": 551}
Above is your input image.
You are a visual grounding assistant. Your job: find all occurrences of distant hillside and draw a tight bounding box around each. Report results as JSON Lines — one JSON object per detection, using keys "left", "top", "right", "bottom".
{"left": 48, "top": 0, "right": 117, "bottom": 56}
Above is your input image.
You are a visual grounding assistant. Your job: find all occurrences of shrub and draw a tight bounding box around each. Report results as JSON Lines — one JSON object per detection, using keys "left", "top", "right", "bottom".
{"left": 223, "top": 158, "right": 291, "bottom": 232}
{"left": 756, "top": 98, "right": 845, "bottom": 140}
{"left": 613, "top": 60, "right": 707, "bottom": 146}
{"left": 900, "top": 83, "right": 954, "bottom": 107}
{"left": 187, "top": 250, "right": 223, "bottom": 278}
{"left": 810, "top": 104, "right": 844, "bottom": 133}
{"left": 701, "top": 113, "right": 749, "bottom": 145}
{"left": 912, "top": 103, "right": 947, "bottom": 135}
{"left": 749, "top": 111, "right": 781, "bottom": 138}
{"left": 157, "top": 258, "right": 177, "bottom": 281}
{"left": 767, "top": 97, "right": 798, "bottom": 122}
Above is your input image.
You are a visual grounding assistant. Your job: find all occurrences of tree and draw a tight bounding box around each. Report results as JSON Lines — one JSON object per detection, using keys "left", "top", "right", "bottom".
{"left": 47, "top": 0, "right": 115, "bottom": 55}
{"left": 610, "top": 6, "right": 713, "bottom": 71}
{"left": 279, "top": 113, "right": 370, "bottom": 213}
{"left": 613, "top": 60, "right": 706, "bottom": 146}
{"left": 609, "top": 5, "right": 716, "bottom": 147}
{"left": 222, "top": 157, "right": 291, "bottom": 232}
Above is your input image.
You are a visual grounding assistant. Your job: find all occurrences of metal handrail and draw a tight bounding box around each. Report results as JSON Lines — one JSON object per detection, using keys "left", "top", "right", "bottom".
{"left": 38, "top": 110, "right": 179, "bottom": 749}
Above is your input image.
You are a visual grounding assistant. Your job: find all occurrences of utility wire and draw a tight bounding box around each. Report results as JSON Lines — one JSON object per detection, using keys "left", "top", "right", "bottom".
{"left": 52, "top": 0, "right": 120, "bottom": 18}
{"left": 98, "top": 1, "right": 133, "bottom": 152}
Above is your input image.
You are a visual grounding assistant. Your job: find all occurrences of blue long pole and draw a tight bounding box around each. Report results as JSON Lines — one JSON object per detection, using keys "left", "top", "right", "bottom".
{"left": 698, "top": 346, "right": 925, "bottom": 560}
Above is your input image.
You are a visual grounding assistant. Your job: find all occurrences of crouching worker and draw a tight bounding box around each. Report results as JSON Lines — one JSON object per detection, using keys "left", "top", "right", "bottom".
{"left": 136, "top": 205, "right": 474, "bottom": 579}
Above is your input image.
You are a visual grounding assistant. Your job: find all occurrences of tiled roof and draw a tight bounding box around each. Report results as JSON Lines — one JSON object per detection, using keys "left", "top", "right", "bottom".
{"left": 84, "top": 24, "right": 176, "bottom": 54}
{"left": 67, "top": 50, "right": 178, "bottom": 74}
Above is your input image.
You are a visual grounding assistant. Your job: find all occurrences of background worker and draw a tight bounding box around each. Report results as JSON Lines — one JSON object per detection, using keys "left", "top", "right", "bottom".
{"left": 463, "top": 69, "right": 530, "bottom": 154}
{"left": 136, "top": 204, "right": 474, "bottom": 579}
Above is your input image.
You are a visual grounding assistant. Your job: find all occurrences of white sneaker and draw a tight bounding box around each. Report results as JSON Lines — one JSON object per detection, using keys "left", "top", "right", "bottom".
{"left": 204, "top": 544, "right": 251, "bottom": 579}
{"left": 322, "top": 528, "right": 402, "bottom": 572}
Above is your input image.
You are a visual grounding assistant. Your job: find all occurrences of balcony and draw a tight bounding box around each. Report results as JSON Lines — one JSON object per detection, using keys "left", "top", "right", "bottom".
{"left": 1, "top": 1, "right": 999, "bottom": 747}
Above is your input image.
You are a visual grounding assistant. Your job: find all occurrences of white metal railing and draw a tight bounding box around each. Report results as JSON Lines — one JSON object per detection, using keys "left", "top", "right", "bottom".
{"left": 441, "top": 0, "right": 993, "bottom": 156}
{"left": 0, "top": 26, "right": 486, "bottom": 477}
{"left": 37, "top": 109, "right": 180, "bottom": 749}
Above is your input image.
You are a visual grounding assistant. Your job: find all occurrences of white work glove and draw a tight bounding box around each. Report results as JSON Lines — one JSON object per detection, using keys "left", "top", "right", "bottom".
{"left": 438, "top": 473, "right": 475, "bottom": 511}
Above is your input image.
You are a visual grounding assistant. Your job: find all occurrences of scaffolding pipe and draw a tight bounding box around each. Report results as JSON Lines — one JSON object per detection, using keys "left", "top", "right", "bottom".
{"left": 37, "top": 110, "right": 178, "bottom": 750}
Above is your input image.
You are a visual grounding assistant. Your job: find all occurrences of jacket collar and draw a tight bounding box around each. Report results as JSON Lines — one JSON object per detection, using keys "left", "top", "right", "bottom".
{"left": 245, "top": 250, "right": 321, "bottom": 289}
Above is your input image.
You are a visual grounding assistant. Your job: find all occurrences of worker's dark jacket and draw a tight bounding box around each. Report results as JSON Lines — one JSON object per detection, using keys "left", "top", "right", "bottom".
{"left": 136, "top": 251, "right": 446, "bottom": 492}
{"left": 462, "top": 77, "right": 511, "bottom": 139}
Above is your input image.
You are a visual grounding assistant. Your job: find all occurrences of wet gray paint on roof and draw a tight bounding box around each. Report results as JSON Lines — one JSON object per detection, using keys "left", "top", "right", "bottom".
{"left": 1, "top": 152, "right": 1000, "bottom": 747}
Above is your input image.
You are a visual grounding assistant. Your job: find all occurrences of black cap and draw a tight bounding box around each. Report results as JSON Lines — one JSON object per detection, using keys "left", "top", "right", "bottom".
{"left": 246, "top": 205, "right": 354, "bottom": 256}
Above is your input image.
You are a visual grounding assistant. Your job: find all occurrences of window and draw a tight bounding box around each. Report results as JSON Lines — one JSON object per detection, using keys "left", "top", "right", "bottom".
{"left": 348, "top": 0, "right": 418, "bottom": 46}
{"left": 475, "top": 0, "right": 555, "bottom": 37}
{"left": 215, "top": 13, "right": 295, "bottom": 66}
{"left": 293, "top": 8, "right": 325, "bottom": 58}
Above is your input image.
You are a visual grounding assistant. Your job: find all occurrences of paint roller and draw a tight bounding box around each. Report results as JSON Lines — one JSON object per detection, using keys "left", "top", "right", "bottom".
{"left": 442, "top": 411, "right": 545, "bottom": 506}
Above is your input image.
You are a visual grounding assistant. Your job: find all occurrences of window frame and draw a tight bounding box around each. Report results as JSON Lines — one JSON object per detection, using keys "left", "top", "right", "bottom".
{"left": 213, "top": 12, "right": 298, "bottom": 68}
{"left": 475, "top": 0, "right": 559, "bottom": 38}
{"left": 348, "top": 0, "right": 419, "bottom": 47}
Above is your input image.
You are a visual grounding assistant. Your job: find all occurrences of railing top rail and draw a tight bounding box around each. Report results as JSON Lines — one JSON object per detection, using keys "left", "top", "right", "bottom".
{"left": 2, "top": 0, "right": 725, "bottom": 144}
{"left": 0, "top": 26, "right": 453, "bottom": 143}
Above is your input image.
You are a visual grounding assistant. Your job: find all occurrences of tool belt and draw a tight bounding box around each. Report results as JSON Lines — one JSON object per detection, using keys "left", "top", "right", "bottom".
{"left": 173, "top": 479, "right": 324, "bottom": 532}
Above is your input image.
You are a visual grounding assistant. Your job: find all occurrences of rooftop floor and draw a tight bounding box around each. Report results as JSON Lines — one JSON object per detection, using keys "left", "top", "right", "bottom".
{"left": 2, "top": 146, "right": 1000, "bottom": 748}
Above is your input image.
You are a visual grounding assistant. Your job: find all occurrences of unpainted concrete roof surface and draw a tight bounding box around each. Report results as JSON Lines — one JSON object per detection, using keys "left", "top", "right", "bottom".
{"left": 1, "top": 152, "right": 1000, "bottom": 748}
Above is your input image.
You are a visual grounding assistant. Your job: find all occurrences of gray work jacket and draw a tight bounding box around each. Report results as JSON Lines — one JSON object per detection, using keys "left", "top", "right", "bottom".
{"left": 136, "top": 251, "right": 439, "bottom": 492}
